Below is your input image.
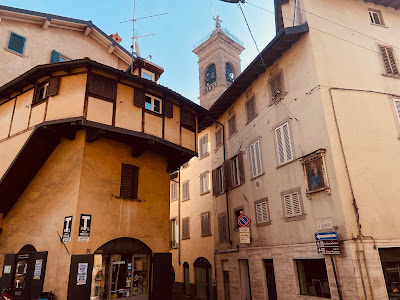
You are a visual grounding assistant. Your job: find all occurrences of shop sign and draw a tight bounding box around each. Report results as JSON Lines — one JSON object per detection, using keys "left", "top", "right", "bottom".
{"left": 33, "top": 259, "right": 43, "bottom": 280}
{"left": 314, "top": 231, "right": 340, "bottom": 255}
{"left": 78, "top": 214, "right": 91, "bottom": 242}
{"left": 239, "top": 227, "right": 250, "bottom": 244}
{"left": 62, "top": 216, "right": 73, "bottom": 243}
{"left": 77, "top": 263, "right": 88, "bottom": 285}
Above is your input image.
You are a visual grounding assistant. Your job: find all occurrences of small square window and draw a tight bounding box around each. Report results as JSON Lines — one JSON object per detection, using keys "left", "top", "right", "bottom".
{"left": 369, "top": 8, "right": 384, "bottom": 26}
{"left": 36, "top": 83, "right": 49, "bottom": 103}
{"left": 8, "top": 32, "right": 26, "bottom": 55}
{"left": 144, "top": 94, "right": 162, "bottom": 114}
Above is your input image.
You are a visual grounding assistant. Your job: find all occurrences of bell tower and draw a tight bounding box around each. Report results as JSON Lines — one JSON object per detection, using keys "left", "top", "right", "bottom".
{"left": 193, "top": 16, "right": 245, "bottom": 110}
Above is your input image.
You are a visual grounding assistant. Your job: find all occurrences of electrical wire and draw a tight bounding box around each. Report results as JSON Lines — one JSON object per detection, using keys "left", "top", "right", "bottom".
{"left": 245, "top": 1, "right": 400, "bottom": 66}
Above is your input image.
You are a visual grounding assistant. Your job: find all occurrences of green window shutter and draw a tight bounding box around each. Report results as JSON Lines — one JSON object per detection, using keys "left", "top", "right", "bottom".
{"left": 8, "top": 32, "right": 26, "bottom": 54}
{"left": 51, "top": 50, "right": 61, "bottom": 63}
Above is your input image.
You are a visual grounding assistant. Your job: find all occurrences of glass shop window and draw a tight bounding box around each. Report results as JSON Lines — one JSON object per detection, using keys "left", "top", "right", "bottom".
{"left": 379, "top": 247, "right": 400, "bottom": 299}
{"left": 91, "top": 254, "right": 150, "bottom": 299}
{"left": 296, "top": 259, "right": 331, "bottom": 298}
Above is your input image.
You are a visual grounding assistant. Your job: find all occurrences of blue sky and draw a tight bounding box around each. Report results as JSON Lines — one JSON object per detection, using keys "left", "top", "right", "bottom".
{"left": 0, "top": 0, "right": 276, "bottom": 103}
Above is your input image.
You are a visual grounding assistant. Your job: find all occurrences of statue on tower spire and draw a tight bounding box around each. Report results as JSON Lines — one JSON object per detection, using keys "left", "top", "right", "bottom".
{"left": 213, "top": 15, "right": 223, "bottom": 28}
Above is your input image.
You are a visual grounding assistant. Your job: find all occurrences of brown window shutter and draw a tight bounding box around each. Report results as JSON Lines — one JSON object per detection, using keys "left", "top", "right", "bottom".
{"left": 190, "top": 112, "right": 196, "bottom": 130}
{"left": 88, "top": 74, "right": 117, "bottom": 100}
{"left": 238, "top": 151, "right": 245, "bottom": 184}
{"left": 46, "top": 77, "right": 59, "bottom": 97}
{"left": 134, "top": 87, "right": 145, "bottom": 107}
{"left": 218, "top": 213, "right": 227, "bottom": 243}
{"left": 103, "top": 77, "right": 117, "bottom": 100}
{"left": 201, "top": 213, "right": 211, "bottom": 236}
{"left": 212, "top": 169, "right": 218, "bottom": 196}
{"left": 181, "top": 108, "right": 191, "bottom": 127}
{"left": 223, "top": 160, "right": 232, "bottom": 190}
{"left": 164, "top": 100, "right": 174, "bottom": 118}
{"left": 132, "top": 165, "right": 139, "bottom": 199}
{"left": 182, "top": 218, "right": 190, "bottom": 239}
{"left": 120, "top": 164, "right": 139, "bottom": 198}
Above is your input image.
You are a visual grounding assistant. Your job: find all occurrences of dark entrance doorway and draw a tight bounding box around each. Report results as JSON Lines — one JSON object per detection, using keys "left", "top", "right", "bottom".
{"left": 223, "top": 271, "right": 230, "bottom": 300}
{"left": 194, "top": 257, "right": 213, "bottom": 300}
{"left": 264, "top": 259, "right": 277, "bottom": 300}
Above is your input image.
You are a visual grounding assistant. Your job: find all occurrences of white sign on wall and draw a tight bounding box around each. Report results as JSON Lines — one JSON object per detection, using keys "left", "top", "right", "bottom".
{"left": 239, "top": 227, "right": 250, "bottom": 244}
{"left": 77, "top": 263, "right": 88, "bottom": 285}
{"left": 78, "top": 214, "right": 91, "bottom": 242}
{"left": 316, "top": 217, "right": 333, "bottom": 231}
{"left": 62, "top": 216, "right": 73, "bottom": 243}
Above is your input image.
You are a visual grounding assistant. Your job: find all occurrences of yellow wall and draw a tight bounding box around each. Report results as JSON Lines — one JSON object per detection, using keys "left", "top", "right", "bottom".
{"left": 144, "top": 112, "right": 163, "bottom": 138}
{"left": 9, "top": 90, "right": 33, "bottom": 135}
{"left": 115, "top": 84, "right": 142, "bottom": 132}
{"left": 181, "top": 128, "right": 195, "bottom": 152}
{"left": 164, "top": 104, "right": 181, "bottom": 145}
{"left": 86, "top": 97, "right": 113, "bottom": 125}
{"left": 29, "top": 102, "right": 46, "bottom": 127}
{"left": 0, "top": 99, "right": 15, "bottom": 140}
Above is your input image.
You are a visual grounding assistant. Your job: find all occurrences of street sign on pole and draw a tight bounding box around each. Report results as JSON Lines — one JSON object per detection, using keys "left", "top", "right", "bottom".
{"left": 314, "top": 231, "right": 340, "bottom": 255}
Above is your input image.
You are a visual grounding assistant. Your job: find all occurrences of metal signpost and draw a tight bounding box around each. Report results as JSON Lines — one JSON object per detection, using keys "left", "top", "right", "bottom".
{"left": 238, "top": 215, "right": 251, "bottom": 244}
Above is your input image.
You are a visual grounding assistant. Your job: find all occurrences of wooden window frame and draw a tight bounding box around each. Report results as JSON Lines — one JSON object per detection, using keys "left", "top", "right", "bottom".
{"left": 213, "top": 165, "right": 225, "bottom": 196}
{"left": 142, "top": 70, "right": 155, "bottom": 81}
{"left": 281, "top": 187, "right": 305, "bottom": 222}
{"left": 215, "top": 126, "right": 223, "bottom": 150}
{"left": 254, "top": 198, "right": 271, "bottom": 227}
{"left": 32, "top": 77, "right": 60, "bottom": 106}
{"left": 182, "top": 217, "right": 190, "bottom": 240}
{"left": 182, "top": 180, "right": 190, "bottom": 201}
{"left": 249, "top": 139, "right": 264, "bottom": 179}
{"left": 201, "top": 212, "right": 212, "bottom": 237}
{"left": 229, "top": 152, "right": 245, "bottom": 189}
{"left": 228, "top": 114, "right": 237, "bottom": 138}
{"left": 199, "top": 134, "right": 209, "bottom": 158}
{"left": 379, "top": 44, "right": 399, "bottom": 77}
{"left": 245, "top": 95, "right": 257, "bottom": 124}
{"left": 170, "top": 217, "right": 179, "bottom": 249}
{"left": 170, "top": 182, "right": 178, "bottom": 201}
{"left": 368, "top": 8, "right": 385, "bottom": 26}
{"left": 200, "top": 171, "right": 210, "bottom": 195}
{"left": 145, "top": 93, "right": 162, "bottom": 114}
{"left": 273, "top": 119, "right": 295, "bottom": 167}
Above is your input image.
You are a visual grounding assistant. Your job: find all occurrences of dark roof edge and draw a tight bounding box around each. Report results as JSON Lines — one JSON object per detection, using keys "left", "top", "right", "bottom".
{"left": 0, "top": 5, "right": 132, "bottom": 58}
{"left": 0, "top": 59, "right": 207, "bottom": 115}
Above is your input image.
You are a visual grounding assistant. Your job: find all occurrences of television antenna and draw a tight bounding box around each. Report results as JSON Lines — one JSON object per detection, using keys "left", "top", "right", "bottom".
{"left": 120, "top": 0, "right": 168, "bottom": 74}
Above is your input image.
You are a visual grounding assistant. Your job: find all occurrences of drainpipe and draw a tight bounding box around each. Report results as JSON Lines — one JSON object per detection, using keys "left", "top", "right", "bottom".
{"left": 329, "top": 88, "right": 373, "bottom": 299}
{"left": 216, "top": 121, "right": 233, "bottom": 246}
{"left": 172, "top": 171, "right": 181, "bottom": 265}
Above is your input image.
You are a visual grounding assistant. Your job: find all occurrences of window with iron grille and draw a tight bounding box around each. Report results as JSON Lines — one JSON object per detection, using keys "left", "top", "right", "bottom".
{"left": 170, "top": 182, "right": 177, "bottom": 201}
{"left": 255, "top": 199, "right": 270, "bottom": 225}
{"left": 8, "top": 32, "right": 25, "bottom": 55}
{"left": 218, "top": 213, "right": 228, "bottom": 243}
{"left": 393, "top": 99, "right": 400, "bottom": 126}
{"left": 274, "top": 121, "right": 294, "bottom": 165}
{"left": 282, "top": 190, "right": 303, "bottom": 219}
{"left": 201, "top": 212, "right": 211, "bottom": 237}
{"left": 200, "top": 171, "right": 210, "bottom": 194}
{"left": 215, "top": 127, "right": 223, "bottom": 148}
{"left": 369, "top": 8, "right": 384, "bottom": 26}
{"left": 269, "top": 72, "right": 284, "bottom": 103}
{"left": 182, "top": 181, "right": 189, "bottom": 201}
{"left": 228, "top": 115, "right": 237, "bottom": 137}
{"left": 249, "top": 140, "right": 263, "bottom": 178}
{"left": 245, "top": 96, "right": 257, "bottom": 123}
{"left": 182, "top": 217, "right": 190, "bottom": 240}
{"left": 379, "top": 45, "right": 399, "bottom": 76}
{"left": 199, "top": 135, "right": 208, "bottom": 157}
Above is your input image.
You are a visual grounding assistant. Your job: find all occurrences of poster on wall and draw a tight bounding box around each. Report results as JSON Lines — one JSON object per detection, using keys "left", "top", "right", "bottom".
{"left": 77, "top": 263, "right": 88, "bottom": 285}
{"left": 62, "top": 216, "right": 73, "bottom": 243}
{"left": 33, "top": 259, "right": 43, "bottom": 280}
{"left": 78, "top": 214, "right": 91, "bottom": 242}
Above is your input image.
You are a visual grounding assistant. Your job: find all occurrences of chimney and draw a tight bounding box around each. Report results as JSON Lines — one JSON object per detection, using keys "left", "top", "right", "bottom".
{"left": 110, "top": 33, "right": 122, "bottom": 44}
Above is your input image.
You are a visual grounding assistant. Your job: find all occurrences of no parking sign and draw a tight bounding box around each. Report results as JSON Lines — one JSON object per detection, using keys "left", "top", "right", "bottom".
{"left": 238, "top": 214, "right": 250, "bottom": 227}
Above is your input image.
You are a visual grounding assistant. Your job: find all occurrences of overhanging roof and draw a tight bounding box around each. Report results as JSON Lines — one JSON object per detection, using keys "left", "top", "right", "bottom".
{"left": 199, "top": 23, "right": 309, "bottom": 131}
{"left": 364, "top": 0, "right": 400, "bottom": 9}
{"left": 0, "top": 118, "right": 199, "bottom": 216}
{"left": 0, "top": 58, "right": 208, "bottom": 119}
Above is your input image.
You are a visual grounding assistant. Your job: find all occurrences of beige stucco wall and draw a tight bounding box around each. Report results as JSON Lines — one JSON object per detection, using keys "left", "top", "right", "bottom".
{"left": 9, "top": 89, "right": 33, "bottom": 135}
{"left": 0, "top": 98, "right": 15, "bottom": 140}
{"left": 0, "top": 18, "right": 129, "bottom": 86}
{"left": 115, "top": 84, "right": 142, "bottom": 132}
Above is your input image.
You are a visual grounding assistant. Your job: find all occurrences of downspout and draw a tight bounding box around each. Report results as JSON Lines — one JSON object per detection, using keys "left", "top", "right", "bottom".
{"left": 172, "top": 171, "right": 181, "bottom": 266}
{"left": 216, "top": 121, "right": 233, "bottom": 246}
{"left": 329, "top": 88, "right": 373, "bottom": 299}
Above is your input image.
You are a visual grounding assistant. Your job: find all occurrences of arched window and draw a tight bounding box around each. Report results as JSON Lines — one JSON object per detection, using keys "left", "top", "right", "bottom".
{"left": 226, "top": 62, "right": 235, "bottom": 83}
{"left": 205, "top": 64, "right": 216, "bottom": 86}
{"left": 194, "top": 257, "right": 213, "bottom": 299}
{"left": 183, "top": 262, "right": 190, "bottom": 296}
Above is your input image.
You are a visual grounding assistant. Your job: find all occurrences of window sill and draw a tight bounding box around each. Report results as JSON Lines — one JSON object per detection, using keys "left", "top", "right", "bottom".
{"left": 228, "top": 131, "right": 237, "bottom": 140}
{"left": 245, "top": 114, "right": 258, "bottom": 125}
{"left": 199, "top": 152, "right": 209, "bottom": 160}
{"left": 284, "top": 214, "right": 306, "bottom": 222}
{"left": 201, "top": 233, "right": 212, "bottom": 237}
{"left": 182, "top": 198, "right": 190, "bottom": 202}
{"left": 32, "top": 97, "right": 49, "bottom": 107}
{"left": 382, "top": 73, "right": 400, "bottom": 79}
{"left": 114, "top": 195, "right": 142, "bottom": 202}
{"left": 170, "top": 198, "right": 178, "bottom": 202}
{"left": 370, "top": 23, "right": 387, "bottom": 28}
{"left": 182, "top": 237, "right": 190, "bottom": 240}
{"left": 231, "top": 181, "right": 244, "bottom": 190}
{"left": 4, "top": 47, "right": 25, "bottom": 57}
{"left": 251, "top": 172, "right": 265, "bottom": 181}
{"left": 276, "top": 158, "right": 297, "bottom": 169}
{"left": 256, "top": 220, "right": 271, "bottom": 227}
{"left": 170, "top": 246, "right": 179, "bottom": 250}
{"left": 200, "top": 190, "right": 210, "bottom": 196}
{"left": 214, "top": 144, "right": 223, "bottom": 152}
{"left": 144, "top": 108, "right": 163, "bottom": 117}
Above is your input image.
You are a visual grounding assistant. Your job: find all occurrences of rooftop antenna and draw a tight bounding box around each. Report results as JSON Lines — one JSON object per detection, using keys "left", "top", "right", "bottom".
{"left": 120, "top": 0, "right": 168, "bottom": 74}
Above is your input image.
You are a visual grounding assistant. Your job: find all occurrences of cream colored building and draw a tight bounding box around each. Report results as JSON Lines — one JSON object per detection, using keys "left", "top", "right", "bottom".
{"left": 171, "top": 0, "right": 400, "bottom": 299}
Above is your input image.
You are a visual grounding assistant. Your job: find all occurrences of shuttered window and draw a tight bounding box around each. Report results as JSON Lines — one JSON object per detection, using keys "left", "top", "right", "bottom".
{"left": 275, "top": 122, "right": 294, "bottom": 165}
{"left": 218, "top": 213, "right": 228, "bottom": 243}
{"left": 170, "top": 182, "right": 177, "bottom": 201}
{"left": 33, "top": 77, "right": 60, "bottom": 104}
{"left": 181, "top": 108, "right": 196, "bottom": 131}
{"left": 215, "top": 128, "right": 223, "bottom": 148}
{"left": 369, "top": 9, "right": 384, "bottom": 26}
{"left": 164, "top": 100, "right": 174, "bottom": 118}
{"left": 228, "top": 115, "right": 237, "bottom": 137}
{"left": 249, "top": 140, "right": 263, "bottom": 178}
{"left": 394, "top": 99, "right": 400, "bottom": 125}
{"left": 8, "top": 32, "right": 25, "bottom": 54}
{"left": 255, "top": 200, "right": 269, "bottom": 224}
{"left": 120, "top": 164, "right": 139, "bottom": 199}
{"left": 201, "top": 212, "right": 211, "bottom": 237}
{"left": 269, "top": 72, "right": 284, "bottom": 103}
{"left": 200, "top": 172, "right": 210, "bottom": 194}
{"left": 88, "top": 74, "right": 117, "bottom": 100}
{"left": 245, "top": 96, "right": 257, "bottom": 123}
{"left": 379, "top": 45, "right": 399, "bottom": 76}
{"left": 212, "top": 166, "right": 224, "bottom": 195}
{"left": 231, "top": 153, "right": 245, "bottom": 187}
{"left": 182, "top": 218, "right": 190, "bottom": 240}
{"left": 283, "top": 191, "right": 303, "bottom": 218}
{"left": 182, "top": 181, "right": 189, "bottom": 201}
{"left": 199, "top": 135, "right": 208, "bottom": 157}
